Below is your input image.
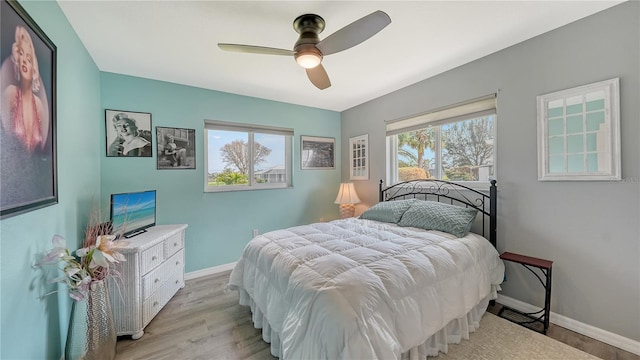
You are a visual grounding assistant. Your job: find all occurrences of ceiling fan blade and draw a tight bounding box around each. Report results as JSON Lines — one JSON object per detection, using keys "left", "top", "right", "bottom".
{"left": 218, "top": 43, "right": 295, "bottom": 56}
{"left": 306, "top": 64, "right": 331, "bottom": 90}
{"left": 316, "top": 10, "right": 391, "bottom": 56}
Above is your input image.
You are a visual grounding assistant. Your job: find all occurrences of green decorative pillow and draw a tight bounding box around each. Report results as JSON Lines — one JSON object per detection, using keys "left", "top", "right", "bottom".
{"left": 398, "top": 201, "right": 478, "bottom": 237}
{"left": 359, "top": 199, "right": 417, "bottom": 224}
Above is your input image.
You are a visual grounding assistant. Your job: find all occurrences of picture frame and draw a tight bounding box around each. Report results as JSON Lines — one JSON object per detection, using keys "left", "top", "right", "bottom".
{"left": 301, "top": 135, "right": 335, "bottom": 169}
{"left": 536, "top": 78, "right": 620, "bottom": 181}
{"left": 0, "top": 0, "right": 58, "bottom": 219}
{"left": 156, "top": 126, "right": 196, "bottom": 169}
{"left": 349, "top": 134, "right": 369, "bottom": 180}
{"left": 105, "top": 109, "right": 152, "bottom": 157}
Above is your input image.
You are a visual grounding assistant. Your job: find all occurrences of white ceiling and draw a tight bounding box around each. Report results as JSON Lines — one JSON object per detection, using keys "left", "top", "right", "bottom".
{"left": 57, "top": 1, "right": 622, "bottom": 112}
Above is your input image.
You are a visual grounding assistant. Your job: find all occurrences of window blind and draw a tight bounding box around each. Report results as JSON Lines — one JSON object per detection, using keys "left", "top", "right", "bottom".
{"left": 385, "top": 94, "right": 497, "bottom": 136}
{"left": 205, "top": 119, "right": 294, "bottom": 136}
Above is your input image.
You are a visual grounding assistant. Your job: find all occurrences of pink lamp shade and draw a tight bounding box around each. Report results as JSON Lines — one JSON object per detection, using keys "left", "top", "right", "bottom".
{"left": 334, "top": 183, "right": 361, "bottom": 218}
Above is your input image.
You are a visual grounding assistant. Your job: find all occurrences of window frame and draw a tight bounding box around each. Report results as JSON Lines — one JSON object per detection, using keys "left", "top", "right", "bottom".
{"left": 386, "top": 95, "right": 497, "bottom": 190}
{"left": 204, "top": 120, "right": 293, "bottom": 192}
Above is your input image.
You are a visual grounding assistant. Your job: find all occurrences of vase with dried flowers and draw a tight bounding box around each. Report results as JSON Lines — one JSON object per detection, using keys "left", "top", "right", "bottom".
{"left": 37, "top": 220, "right": 128, "bottom": 360}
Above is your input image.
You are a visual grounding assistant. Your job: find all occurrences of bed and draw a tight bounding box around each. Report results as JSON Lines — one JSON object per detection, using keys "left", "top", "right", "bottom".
{"left": 228, "top": 179, "right": 505, "bottom": 359}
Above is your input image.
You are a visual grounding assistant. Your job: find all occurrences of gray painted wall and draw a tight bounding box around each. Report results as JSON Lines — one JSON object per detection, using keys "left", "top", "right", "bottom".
{"left": 340, "top": 2, "right": 639, "bottom": 342}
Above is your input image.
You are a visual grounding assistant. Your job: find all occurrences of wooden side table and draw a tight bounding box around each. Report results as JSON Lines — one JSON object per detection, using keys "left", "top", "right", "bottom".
{"left": 498, "top": 251, "right": 553, "bottom": 334}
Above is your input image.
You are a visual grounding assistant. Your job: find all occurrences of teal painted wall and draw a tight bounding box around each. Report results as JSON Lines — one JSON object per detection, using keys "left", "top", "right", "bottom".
{"left": 0, "top": 5, "right": 340, "bottom": 356}
{"left": 0, "top": 1, "right": 102, "bottom": 359}
{"left": 100, "top": 73, "right": 342, "bottom": 272}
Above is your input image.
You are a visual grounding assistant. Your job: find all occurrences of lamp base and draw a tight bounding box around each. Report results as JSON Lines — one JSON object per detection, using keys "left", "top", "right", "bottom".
{"left": 338, "top": 204, "right": 355, "bottom": 219}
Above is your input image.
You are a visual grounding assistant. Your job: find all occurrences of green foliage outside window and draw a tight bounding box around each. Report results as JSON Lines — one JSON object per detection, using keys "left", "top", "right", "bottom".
{"left": 396, "top": 116, "right": 494, "bottom": 182}
{"left": 209, "top": 169, "right": 249, "bottom": 185}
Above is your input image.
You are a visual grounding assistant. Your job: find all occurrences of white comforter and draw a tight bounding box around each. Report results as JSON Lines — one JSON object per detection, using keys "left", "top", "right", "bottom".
{"left": 228, "top": 218, "right": 505, "bottom": 359}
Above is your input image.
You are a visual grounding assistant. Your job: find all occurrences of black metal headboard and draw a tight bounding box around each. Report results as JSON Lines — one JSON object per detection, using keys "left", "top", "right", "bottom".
{"left": 379, "top": 179, "right": 497, "bottom": 247}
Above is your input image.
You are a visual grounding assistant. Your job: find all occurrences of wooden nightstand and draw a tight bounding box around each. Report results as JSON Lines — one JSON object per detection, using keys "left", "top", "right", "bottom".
{"left": 498, "top": 251, "right": 553, "bottom": 334}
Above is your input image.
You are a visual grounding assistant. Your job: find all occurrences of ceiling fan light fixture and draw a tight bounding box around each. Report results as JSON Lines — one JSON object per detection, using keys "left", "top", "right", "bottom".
{"left": 219, "top": 11, "right": 391, "bottom": 89}
{"left": 295, "top": 52, "right": 322, "bottom": 69}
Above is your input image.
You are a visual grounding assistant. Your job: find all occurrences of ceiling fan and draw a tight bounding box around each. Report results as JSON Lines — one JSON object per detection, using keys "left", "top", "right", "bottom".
{"left": 218, "top": 10, "right": 391, "bottom": 90}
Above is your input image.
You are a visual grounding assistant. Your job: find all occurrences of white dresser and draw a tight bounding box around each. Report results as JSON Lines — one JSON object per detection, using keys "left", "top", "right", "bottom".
{"left": 108, "top": 224, "right": 187, "bottom": 339}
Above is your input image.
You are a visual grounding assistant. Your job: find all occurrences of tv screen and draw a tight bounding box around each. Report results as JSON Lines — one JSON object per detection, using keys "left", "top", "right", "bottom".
{"left": 110, "top": 190, "right": 156, "bottom": 238}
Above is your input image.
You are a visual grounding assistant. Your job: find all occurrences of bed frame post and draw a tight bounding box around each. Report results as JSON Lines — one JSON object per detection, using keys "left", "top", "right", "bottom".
{"left": 379, "top": 180, "right": 384, "bottom": 202}
{"left": 489, "top": 179, "right": 497, "bottom": 248}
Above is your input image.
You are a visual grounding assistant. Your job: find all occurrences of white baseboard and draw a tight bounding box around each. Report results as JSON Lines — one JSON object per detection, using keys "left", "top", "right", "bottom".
{"left": 185, "top": 261, "right": 237, "bottom": 281}
{"left": 497, "top": 294, "right": 640, "bottom": 355}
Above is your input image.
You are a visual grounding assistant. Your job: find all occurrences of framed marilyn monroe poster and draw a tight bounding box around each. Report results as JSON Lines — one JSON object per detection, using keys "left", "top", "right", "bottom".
{"left": 0, "top": 0, "right": 57, "bottom": 219}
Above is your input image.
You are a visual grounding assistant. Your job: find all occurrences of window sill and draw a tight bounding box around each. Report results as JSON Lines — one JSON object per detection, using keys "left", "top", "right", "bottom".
{"left": 446, "top": 180, "right": 493, "bottom": 192}
{"left": 390, "top": 180, "right": 493, "bottom": 193}
{"left": 205, "top": 184, "right": 292, "bottom": 193}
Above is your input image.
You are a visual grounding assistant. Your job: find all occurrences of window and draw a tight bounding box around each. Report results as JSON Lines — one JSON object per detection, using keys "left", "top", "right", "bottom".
{"left": 204, "top": 120, "right": 293, "bottom": 191}
{"left": 386, "top": 95, "right": 496, "bottom": 187}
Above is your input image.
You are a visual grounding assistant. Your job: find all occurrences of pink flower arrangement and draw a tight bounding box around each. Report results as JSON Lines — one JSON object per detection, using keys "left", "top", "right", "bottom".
{"left": 38, "top": 232, "right": 128, "bottom": 301}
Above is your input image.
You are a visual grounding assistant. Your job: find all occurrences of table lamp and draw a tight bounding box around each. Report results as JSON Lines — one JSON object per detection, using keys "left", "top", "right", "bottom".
{"left": 334, "top": 183, "right": 361, "bottom": 218}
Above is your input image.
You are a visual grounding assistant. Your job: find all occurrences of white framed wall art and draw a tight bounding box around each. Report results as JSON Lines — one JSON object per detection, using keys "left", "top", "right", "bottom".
{"left": 536, "top": 78, "right": 620, "bottom": 181}
{"left": 349, "top": 134, "right": 369, "bottom": 180}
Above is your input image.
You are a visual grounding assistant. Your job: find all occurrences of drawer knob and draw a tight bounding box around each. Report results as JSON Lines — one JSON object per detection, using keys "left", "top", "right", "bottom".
{"left": 153, "top": 301, "right": 159, "bottom": 307}
{"left": 175, "top": 280, "right": 179, "bottom": 284}
{"left": 176, "top": 261, "right": 180, "bottom": 266}
{"left": 154, "top": 278, "right": 160, "bottom": 284}
{"left": 152, "top": 256, "right": 158, "bottom": 261}
{"left": 174, "top": 242, "right": 178, "bottom": 247}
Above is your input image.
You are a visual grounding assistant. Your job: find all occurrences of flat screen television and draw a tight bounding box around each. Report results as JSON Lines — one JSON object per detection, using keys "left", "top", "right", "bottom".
{"left": 110, "top": 190, "right": 156, "bottom": 238}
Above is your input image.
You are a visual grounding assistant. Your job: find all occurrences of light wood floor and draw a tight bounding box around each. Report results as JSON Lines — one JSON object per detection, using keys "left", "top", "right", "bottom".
{"left": 116, "top": 271, "right": 638, "bottom": 360}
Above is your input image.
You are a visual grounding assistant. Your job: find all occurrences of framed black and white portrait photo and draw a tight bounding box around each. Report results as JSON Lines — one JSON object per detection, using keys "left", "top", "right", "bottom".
{"left": 156, "top": 126, "right": 196, "bottom": 169}
{"left": 105, "top": 109, "right": 152, "bottom": 157}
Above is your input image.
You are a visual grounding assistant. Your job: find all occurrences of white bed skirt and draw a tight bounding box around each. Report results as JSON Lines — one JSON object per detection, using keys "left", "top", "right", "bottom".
{"left": 237, "top": 285, "right": 500, "bottom": 359}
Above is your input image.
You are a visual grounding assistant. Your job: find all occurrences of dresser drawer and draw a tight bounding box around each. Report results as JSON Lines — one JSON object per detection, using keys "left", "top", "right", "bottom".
{"left": 140, "top": 242, "right": 164, "bottom": 274}
{"left": 165, "top": 232, "right": 184, "bottom": 258}
{"left": 164, "top": 270, "right": 184, "bottom": 297}
{"left": 142, "top": 249, "right": 184, "bottom": 299}
{"left": 142, "top": 289, "right": 164, "bottom": 327}
{"left": 142, "top": 271, "right": 184, "bottom": 326}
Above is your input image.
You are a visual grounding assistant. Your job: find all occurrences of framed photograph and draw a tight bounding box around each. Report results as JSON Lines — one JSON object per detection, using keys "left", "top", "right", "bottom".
{"left": 349, "top": 134, "right": 369, "bottom": 180}
{"left": 301, "top": 135, "right": 335, "bottom": 169}
{"left": 105, "top": 109, "right": 152, "bottom": 157}
{"left": 537, "top": 78, "right": 620, "bottom": 181}
{"left": 0, "top": 0, "right": 57, "bottom": 219}
{"left": 156, "top": 126, "right": 196, "bottom": 169}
